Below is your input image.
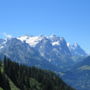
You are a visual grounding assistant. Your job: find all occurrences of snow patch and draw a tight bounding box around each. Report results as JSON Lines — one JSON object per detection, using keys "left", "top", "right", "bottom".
{"left": 67, "top": 43, "right": 71, "bottom": 47}
{"left": 18, "top": 35, "right": 44, "bottom": 47}
{"left": 52, "top": 41, "right": 60, "bottom": 46}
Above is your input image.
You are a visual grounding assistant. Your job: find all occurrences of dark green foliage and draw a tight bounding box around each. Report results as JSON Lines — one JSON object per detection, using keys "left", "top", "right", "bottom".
{"left": 0, "top": 73, "right": 11, "bottom": 90}
{"left": 0, "top": 61, "right": 11, "bottom": 90}
{"left": 0, "top": 57, "right": 74, "bottom": 90}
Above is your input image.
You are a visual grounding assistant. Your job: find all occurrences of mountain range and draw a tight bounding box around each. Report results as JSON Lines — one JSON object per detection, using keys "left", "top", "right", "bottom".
{"left": 0, "top": 35, "right": 87, "bottom": 72}
{"left": 0, "top": 35, "right": 89, "bottom": 90}
{"left": 63, "top": 56, "right": 90, "bottom": 90}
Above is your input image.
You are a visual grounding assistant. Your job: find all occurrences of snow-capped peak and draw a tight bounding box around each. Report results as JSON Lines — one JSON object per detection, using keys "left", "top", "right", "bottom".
{"left": 67, "top": 42, "right": 80, "bottom": 50}
{"left": 73, "top": 42, "right": 79, "bottom": 48}
{"left": 47, "top": 34, "right": 61, "bottom": 41}
{"left": 67, "top": 42, "right": 87, "bottom": 56}
{"left": 67, "top": 43, "right": 71, "bottom": 47}
{"left": 52, "top": 41, "right": 60, "bottom": 46}
{"left": 47, "top": 35, "right": 65, "bottom": 42}
{"left": 18, "top": 35, "right": 67, "bottom": 47}
{"left": 17, "top": 35, "right": 45, "bottom": 47}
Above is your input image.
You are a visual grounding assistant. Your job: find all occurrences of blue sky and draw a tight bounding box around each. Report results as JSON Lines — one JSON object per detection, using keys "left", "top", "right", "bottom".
{"left": 0, "top": 0, "right": 90, "bottom": 54}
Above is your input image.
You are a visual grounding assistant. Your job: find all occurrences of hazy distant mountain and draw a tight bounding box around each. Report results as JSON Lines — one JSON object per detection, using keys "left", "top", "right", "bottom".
{"left": 67, "top": 42, "right": 87, "bottom": 56}
{"left": 18, "top": 35, "right": 74, "bottom": 70}
{"left": 18, "top": 35, "right": 87, "bottom": 57}
{"left": 18, "top": 35, "right": 87, "bottom": 63}
{"left": 0, "top": 38, "right": 61, "bottom": 72}
{"left": 63, "top": 56, "right": 90, "bottom": 90}
{"left": 0, "top": 35, "right": 87, "bottom": 71}
{"left": 18, "top": 35, "right": 71, "bottom": 56}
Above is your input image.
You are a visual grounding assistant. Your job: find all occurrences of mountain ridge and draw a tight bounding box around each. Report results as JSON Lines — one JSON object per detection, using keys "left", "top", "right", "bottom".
{"left": 62, "top": 56, "right": 90, "bottom": 90}
{"left": 0, "top": 35, "right": 87, "bottom": 72}
{"left": 17, "top": 35, "right": 87, "bottom": 56}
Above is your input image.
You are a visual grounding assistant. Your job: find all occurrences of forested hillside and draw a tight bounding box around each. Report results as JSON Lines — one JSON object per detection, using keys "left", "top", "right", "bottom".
{"left": 0, "top": 57, "right": 74, "bottom": 90}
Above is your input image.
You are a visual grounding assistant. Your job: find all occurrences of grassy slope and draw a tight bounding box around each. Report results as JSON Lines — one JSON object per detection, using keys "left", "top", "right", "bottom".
{"left": 8, "top": 77, "right": 20, "bottom": 90}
